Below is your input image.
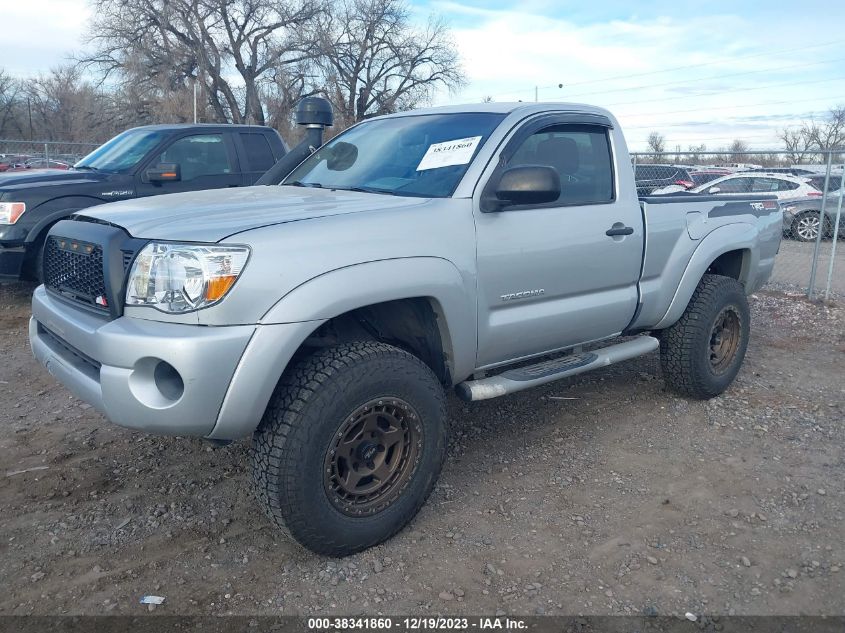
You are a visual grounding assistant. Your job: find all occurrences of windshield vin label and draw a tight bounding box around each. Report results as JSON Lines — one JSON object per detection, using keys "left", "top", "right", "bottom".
{"left": 417, "top": 136, "right": 482, "bottom": 171}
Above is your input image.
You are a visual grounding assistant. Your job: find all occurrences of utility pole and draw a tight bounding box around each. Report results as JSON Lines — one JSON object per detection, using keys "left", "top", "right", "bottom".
{"left": 193, "top": 81, "right": 198, "bottom": 124}
{"left": 27, "top": 97, "right": 33, "bottom": 140}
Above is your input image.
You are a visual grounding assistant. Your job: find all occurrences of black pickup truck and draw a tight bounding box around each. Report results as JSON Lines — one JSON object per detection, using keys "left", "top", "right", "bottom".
{"left": 0, "top": 124, "right": 287, "bottom": 280}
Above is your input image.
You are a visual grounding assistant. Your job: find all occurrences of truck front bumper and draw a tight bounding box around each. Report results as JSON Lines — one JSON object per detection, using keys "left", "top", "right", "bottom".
{"left": 30, "top": 286, "right": 321, "bottom": 439}
{"left": 0, "top": 241, "right": 27, "bottom": 278}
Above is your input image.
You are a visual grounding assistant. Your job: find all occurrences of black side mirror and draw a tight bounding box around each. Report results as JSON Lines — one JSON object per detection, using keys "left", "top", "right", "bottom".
{"left": 146, "top": 163, "right": 181, "bottom": 183}
{"left": 493, "top": 165, "right": 561, "bottom": 209}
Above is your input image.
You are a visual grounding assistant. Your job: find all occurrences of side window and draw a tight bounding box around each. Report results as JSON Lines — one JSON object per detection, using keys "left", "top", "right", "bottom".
{"left": 159, "top": 134, "right": 231, "bottom": 182}
{"left": 750, "top": 178, "right": 780, "bottom": 192}
{"left": 777, "top": 179, "right": 800, "bottom": 191}
{"left": 508, "top": 124, "right": 614, "bottom": 205}
{"left": 714, "top": 177, "right": 751, "bottom": 193}
{"left": 240, "top": 133, "right": 276, "bottom": 172}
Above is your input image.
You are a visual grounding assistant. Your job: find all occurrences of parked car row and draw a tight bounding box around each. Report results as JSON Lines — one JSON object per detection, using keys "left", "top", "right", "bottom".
{"left": 0, "top": 156, "right": 72, "bottom": 172}
{"left": 636, "top": 163, "right": 844, "bottom": 242}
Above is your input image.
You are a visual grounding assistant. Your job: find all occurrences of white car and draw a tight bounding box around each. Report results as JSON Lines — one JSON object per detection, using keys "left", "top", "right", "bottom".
{"left": 653, "top": 172, "right": 822, "bottom": 200}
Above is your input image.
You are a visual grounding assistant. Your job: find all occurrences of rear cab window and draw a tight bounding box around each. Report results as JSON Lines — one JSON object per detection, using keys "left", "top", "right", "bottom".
{"left": 240, "top": 133, "right": 277, "bottom": 173}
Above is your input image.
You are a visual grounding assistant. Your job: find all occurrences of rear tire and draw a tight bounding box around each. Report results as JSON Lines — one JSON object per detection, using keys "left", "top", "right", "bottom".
{"left": 659, "top": 274, "right": 750, "bottom": 399}
{"left": 251, "top": 341, "right": 447, "bottom": 556}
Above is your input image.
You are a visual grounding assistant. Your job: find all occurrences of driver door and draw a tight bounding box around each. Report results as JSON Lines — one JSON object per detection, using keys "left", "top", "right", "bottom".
{"left": 135, "top": 133, "right": 242, "bottom": 197}
{"left": 473, "top": 116, "right": 643, "bottom": 368}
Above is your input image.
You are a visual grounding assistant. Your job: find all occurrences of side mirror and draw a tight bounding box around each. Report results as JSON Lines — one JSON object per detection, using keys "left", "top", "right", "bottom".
{"left": 146, "top": 163, "right": 181, "bottom": 183}
{"left": 493, "top": 165, "right": 561, "bottom": 209}
{"left": 708, "top": 186, "right": 720, "bottom": 194}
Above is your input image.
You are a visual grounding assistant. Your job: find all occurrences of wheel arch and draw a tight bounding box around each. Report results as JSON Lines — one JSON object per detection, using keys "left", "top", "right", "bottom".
{"left": 653, "top": 223, "right": 758, "bottom": 330}
{"left": 209, "top": 258, "right": 476, "bottom": 440}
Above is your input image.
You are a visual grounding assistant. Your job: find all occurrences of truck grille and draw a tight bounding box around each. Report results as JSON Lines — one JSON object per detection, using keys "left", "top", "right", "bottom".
{"left": 43, "top": 236, "right": 109, "bottom": 312}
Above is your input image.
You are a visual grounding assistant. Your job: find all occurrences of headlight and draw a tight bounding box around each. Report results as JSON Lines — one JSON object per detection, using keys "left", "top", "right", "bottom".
{"left": 0, "top": 202, "right": 26, "bottom": 224}
{"left": 126, "top": 242, "right": 250, "bottom": 313}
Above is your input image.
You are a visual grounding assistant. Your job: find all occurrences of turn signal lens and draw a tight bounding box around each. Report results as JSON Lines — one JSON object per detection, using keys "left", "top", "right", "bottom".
{"left": 0, "top": 202, "right": 26, "bottom": 224}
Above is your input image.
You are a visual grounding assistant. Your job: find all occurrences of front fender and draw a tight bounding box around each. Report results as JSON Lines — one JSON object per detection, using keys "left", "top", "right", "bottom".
{"left": 261, "top": 256, "right": 476, "bottom": 382}
{"left": 209, "top": 257, "right": 476, "bottom": 440}
{"left": 653, "top": 223, "right": 757, "bottom": 330}
{"left": 26, "top": 196, "right": 106, "bottom": 243}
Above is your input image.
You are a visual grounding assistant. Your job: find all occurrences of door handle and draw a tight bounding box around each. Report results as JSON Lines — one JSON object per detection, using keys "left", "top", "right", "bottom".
{"left": 606, "top": 225, "right": 634, "bottom": 237}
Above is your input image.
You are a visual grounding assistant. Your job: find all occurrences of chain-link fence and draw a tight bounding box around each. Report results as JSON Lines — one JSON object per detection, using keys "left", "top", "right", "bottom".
{"left": 0, "top": 139, "right": 100, "bottom": 171}
{"left": 631, "top": 150, "right": 845, "bottom": 301}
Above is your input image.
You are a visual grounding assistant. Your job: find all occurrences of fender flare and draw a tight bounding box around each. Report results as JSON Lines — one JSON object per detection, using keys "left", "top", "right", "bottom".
{"left": 653, "top": 222, "right": 757, "bottom": 330}
{"left": 260, "top": 256, "right": 477, "bottom": 382}
{"left": 26, "top": 196, "right": 106, "bottom": 243}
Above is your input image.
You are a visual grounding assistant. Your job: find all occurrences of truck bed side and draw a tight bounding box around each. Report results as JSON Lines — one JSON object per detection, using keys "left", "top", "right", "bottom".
{"left": 630, "top": 194, "right": 782, "bottom": 331}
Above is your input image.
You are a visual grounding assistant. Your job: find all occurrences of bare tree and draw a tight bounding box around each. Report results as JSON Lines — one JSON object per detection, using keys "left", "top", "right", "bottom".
{"left": 0, "top": 69, "right": 23, "bottom": 137}
{"left": 314, "top": 0, "right": 464, "bottom": 125}
{"left": 81, "top": 0, "right": 322, "bottom": 125}
{"left": 687, "top": 143, "right": 707, "bottom": 164}
{"left": 728, "top": 139, "right": 749, "bottom": 163}
{"left": 806, "top": 106, "right": 845, "bottom": 151}
{"left": 779, "top": 126, "right": 816, "bottom": 164}
{"left": 646, "top": 131, "right": 665, "bottom": 162}
{"left": 779, "top": 106, "right": 845, "bottom": 163}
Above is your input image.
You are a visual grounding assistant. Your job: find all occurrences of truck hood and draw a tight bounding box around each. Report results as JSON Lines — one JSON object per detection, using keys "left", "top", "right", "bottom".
{"left": 76, "top": 185, "right": 431, "bottom": 242}
{"left": 0, "top": 168, "right": 105, "bottom": 190}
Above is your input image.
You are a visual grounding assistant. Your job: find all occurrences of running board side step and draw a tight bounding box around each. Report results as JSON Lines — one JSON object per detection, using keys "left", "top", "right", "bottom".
{"left": 455, "top": 336, "right": 659, "bottom": 402}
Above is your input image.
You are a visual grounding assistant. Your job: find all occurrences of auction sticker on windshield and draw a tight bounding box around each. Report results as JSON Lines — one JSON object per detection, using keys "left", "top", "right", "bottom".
{"left": 417, "top": 136, "right": 482, "bottom": 171}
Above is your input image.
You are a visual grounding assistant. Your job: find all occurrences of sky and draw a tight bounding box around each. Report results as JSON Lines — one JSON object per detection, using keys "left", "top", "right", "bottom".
{"left": 3, "top": 0, "right": 845, "bottom": 151}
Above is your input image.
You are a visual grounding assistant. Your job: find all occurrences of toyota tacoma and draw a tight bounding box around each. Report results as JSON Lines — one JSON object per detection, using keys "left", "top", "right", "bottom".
{"left": 29, "top": 99, "right": 782, "bottom": 556}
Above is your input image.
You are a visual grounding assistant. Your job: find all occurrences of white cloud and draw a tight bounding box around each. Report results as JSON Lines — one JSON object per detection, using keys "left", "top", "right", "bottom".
{"left": 2, "top": 0, "right": 90, "bottom": 77}
{"left": 433, "top": 2, "right": 845, "bottom": 150}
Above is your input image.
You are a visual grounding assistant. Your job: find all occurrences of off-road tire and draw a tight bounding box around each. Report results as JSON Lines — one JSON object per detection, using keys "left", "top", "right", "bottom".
{"left": 659, "top": 274, "right": 750, "bottom": 399}
{"left": 251, "top": 341, "right": 447, "bottom": 557}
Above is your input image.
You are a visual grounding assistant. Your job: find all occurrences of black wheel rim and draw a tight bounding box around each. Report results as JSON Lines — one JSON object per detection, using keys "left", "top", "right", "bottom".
{"left": 324, "top": 398, "right": 422, "bottom": 516}
{"left": 709, "top": 306, "right": 742, "bottom": 374}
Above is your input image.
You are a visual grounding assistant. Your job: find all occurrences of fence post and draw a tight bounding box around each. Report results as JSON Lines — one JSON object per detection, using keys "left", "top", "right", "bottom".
{"left": 823, "top": 185, "right": 844, "bottom": 301}
{"left": 807, "top": 151, "right": 833, "bottom": 298}
{"left": 44, "top": 143, "right": 49, "bottom": 165}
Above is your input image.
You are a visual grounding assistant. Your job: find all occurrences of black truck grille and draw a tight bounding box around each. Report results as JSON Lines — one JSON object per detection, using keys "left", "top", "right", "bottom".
{"left": 43, "top": 236, "right": 109, "bottom": 312}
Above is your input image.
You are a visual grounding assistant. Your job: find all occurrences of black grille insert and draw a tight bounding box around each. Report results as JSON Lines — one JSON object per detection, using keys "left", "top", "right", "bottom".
{"left": 38, "top": 323, "right": 102, "bottom": 376}
{"left": 43, "top": 236, "right": 108, "bottom": 311}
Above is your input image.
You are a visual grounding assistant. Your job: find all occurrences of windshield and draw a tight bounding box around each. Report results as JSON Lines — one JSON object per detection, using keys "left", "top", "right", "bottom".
{"left": 283, "top": 112, "right": 506, "bottom": 198}
{"left": 75, "top": 129, "right": 169, "bottom": 173}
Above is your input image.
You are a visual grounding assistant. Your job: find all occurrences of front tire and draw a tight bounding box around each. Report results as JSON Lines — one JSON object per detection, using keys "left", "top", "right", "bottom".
{"left": 659, "top": 274, "right": 750, "bottom": 399}
{"left": 251, "top": 341, "right": 447, "bottom": 556}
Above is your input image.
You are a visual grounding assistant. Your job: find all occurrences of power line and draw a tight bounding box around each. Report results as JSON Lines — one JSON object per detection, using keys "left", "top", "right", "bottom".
{"left": 604, "top": 74, "right": 845, "bottom": 109}
{"left": 459, "top": 38, "right": 845, "bottom": 102}
{"left": 621, "top": 99, "right": 843, "bottom": 129}
{"left": 562, "top": 57, "right": 845, "bottom": 100}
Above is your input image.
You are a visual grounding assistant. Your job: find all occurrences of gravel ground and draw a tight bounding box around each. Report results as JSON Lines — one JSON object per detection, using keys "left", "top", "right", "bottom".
{"left": 1, "top": 280, "right": 844, "bottom": 618}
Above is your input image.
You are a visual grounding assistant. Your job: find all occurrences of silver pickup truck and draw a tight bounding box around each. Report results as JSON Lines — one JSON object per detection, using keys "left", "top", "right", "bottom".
{"left": 29, "top": 101, "right": 782, "bottom": 555}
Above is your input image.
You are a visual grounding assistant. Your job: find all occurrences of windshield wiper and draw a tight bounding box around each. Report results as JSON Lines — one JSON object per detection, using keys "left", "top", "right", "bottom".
{"left": 74, "top": 165, "right": 99, "bottom": 172}
{"left": 331, "top": 186, "right": 396, "bottom": 196}
{"left": 284, "top": 180, "right": 322, "bottom": 188}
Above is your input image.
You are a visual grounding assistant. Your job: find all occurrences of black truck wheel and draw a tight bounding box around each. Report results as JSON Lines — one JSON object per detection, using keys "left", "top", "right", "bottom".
{"left": 251, "top": 341, "right": 447, "bottom": 556}
{"left": 659, "top": 274, "right": 750, "bottom": 399}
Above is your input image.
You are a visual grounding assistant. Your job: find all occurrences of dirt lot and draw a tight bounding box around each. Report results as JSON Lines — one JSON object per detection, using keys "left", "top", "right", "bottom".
{"left": 1, "top": 280, "right": 844, "bottom": 618}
